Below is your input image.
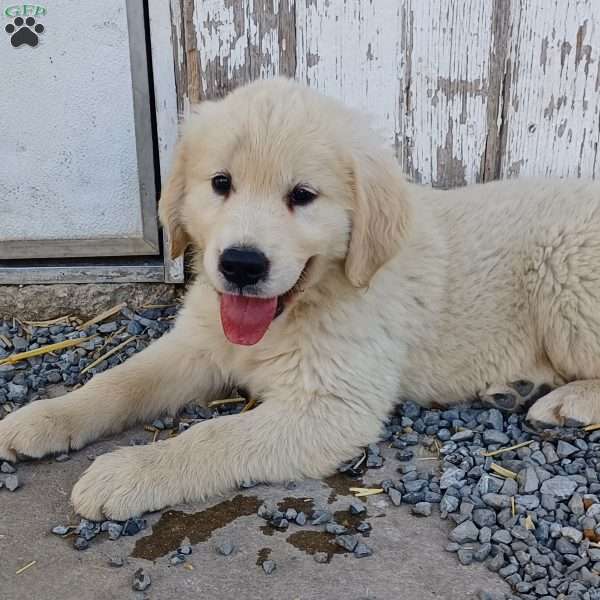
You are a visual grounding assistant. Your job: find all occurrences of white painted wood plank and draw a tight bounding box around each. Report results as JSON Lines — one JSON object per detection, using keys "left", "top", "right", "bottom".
{"left": 502, "top": 0, "right": 600, "bottom": 179}
{"left": 295, "top": 0, "right": 405, "bottom": 153}
{"left": 404, "top": 0, "right": 495, "bottom": 186}
{"left": 193, "top": 0, "right": 295, "bottom": 98}
{"left": 148, "top": 0, "right": 184, "bottom": 282}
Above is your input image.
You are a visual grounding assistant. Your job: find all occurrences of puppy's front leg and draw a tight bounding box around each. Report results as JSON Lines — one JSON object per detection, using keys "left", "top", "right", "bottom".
{"left": 72, "top": 396, "right": 382, "bottom": 520}
{"left": 0, "top": 321, "right": 228, "bottom": 462}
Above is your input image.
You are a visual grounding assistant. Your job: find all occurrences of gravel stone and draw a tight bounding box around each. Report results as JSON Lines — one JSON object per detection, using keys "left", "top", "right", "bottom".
{"left": 542, "top": 444, "right": 560, "bottom": 464}
{"left": 51, "top": 525, "right": 71, "bottom": 536}
{"left": 457, "top": 548, "right": 474, "bottom": 565}
{"left": 313, "top": 552, "right": 329, "bottom": 563}
{"left": 107, "top": 523, "right": 123, "bottom": 540}
{"left": 73, "top": 536, "right": 89, "bottom": 551}
{"left": 1, "top": 461, "right": 16, "bottom": 474}
{"left": 349, "top": 501, "right": 366, "bottom": 515}
{"left": 412, "top": 502, "right": 432, "bottom": 517}
{"left": 449, "top": 521, "right": 479, "bottom": 544}
{"left": 499, "top": 478, "right": 518, "bottom": 497}
{"left": 353, "top": 543, "right": 373, "bottom": 558}
{"left": 440, "top": 493, "right": 460, "bottom": 514}
{"left": 216, "top": 540, "right": 234, "bottom": 556}
{"left": 482, "top": 493, "right": 511, "bottom": 509}
{"left": 483, "top": 430, "right": 510, "bottom": 445}
{"left": 492, "top": 530, "right": 512, "bottom": 545}
{"left": 356, "top": 521, "right": 372, "bottom": 534}
{"left": 474, "top": 543, "right": 492, "bottom": 562}
{"left": 325, "top": 523, "right": 348, "bottom": 535}
{"left": 472, "top": 509, "right": 496, "bottom": 528}
{"left": 561, "top": 527, "right": 583, "bottom": 544}
{"left": 556, "top": 440, "right": 578, "bottom": 459}
{"left": 440, "top": 468, "right": 466, "bottom": 490}
{"left": 170, "top": 553, "right": 186, "bottom": 565}
{"left": 518, "top": 467, "right": 539, "bottom": 493}
{"left": 311, "top": 510, "right": 332, "bottom": 525}
{"left": 486, "top": 552, "right": 505, "bottom": 572}
{"left": 4, "top": 474, "right": 19, "bottom": 491}
{"left": 540, "top": 476, "right": 578, "bottom": 500}
{"left": 335, "top": 535, "right": 358, "bottom": 552}
{"left": 132, "top": 568, "right": 151, "bottom": 591}
{"left": 567, "top": 493, "right": 584, "bottom": 516}
{"left": 395, "top": 449, "right": 414, "bottom": 461}
{"left": 451, "top": 430, "right": 475, "bottom": 442}
{"left": 388, "top": 488, "right": 402, "bottom": 506}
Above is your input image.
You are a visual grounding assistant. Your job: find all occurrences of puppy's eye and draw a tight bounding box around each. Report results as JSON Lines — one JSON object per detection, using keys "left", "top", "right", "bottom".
{"left": 289, "top": 185, "right": 318, "bottom": 207}
{"left": 212, "top": 173, "right": 232, "bottom": 196}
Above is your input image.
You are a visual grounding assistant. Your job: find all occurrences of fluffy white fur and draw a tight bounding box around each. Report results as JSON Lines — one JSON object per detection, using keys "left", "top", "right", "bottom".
{"left": 2, "top": 79, "right": 600, "bottom": 520}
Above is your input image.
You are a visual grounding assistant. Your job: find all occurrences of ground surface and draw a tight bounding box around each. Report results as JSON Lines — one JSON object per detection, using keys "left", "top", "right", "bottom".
{"left": 0, "top": 428, "right": 509, "bottom": 600}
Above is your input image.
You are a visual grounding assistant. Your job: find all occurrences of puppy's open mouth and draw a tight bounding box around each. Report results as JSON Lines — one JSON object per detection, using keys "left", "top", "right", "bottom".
{"left": 219, "top": 258, "right": 313, "bottom": 346}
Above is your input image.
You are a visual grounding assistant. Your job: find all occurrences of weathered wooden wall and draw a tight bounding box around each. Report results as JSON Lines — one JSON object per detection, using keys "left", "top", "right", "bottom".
{"left": 163, "top": 0, "right": 600, "bottom": 188}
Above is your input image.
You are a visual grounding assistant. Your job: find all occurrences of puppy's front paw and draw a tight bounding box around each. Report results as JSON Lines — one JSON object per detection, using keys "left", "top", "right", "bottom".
{"left": 0, "top": 400, "right": 75, "bottom": 461}
{"left": 71, "top": 445, "right": 181, "bottom": 520}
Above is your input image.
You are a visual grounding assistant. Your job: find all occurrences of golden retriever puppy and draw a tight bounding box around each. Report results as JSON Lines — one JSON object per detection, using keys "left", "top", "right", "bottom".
{"left": 1, "top": 78, "right": 600, "bottom": 520}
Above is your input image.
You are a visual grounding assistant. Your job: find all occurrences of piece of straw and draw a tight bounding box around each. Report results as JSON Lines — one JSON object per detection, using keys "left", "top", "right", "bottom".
{"left": 481, "top": 440, "right": 533, "bottom": 457}
{"left": 490, "top": 463, "right": 518, "bottom": 479}
{"left": 209, "top": 398, "right": 246, "bottom": 408}
{"left": 23, "top": 315, "right": 73, "bottom": 327}
{"left": 0, "top": 336, "right": 94, "bottom": 366}
{"left": 524, "top": 514, "right": 535, "bottom": 530}
{"left": 78, "top": 302, "right": 127, "bottom": 331}
{"left": 80, "top": 336, "right": 136, "bottom": 375}
{"left": 141, "top": 303, "right": 176, "bottom": 309}
{"left": 583, "top": 424, "right": 600, "bottom": 432}
{"left": 349, "top": 487, "right": 384, "bottom": 497}
{"left": 241, "top": 397, "right": 257, "bottom": 413}
{"left": 15, "top": 561, "right": 36, "bottom": 575}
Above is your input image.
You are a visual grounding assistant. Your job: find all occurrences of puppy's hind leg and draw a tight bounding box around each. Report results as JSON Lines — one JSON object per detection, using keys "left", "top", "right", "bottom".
{"left": 527, "top": 380, "right": 600, "bottom": 427}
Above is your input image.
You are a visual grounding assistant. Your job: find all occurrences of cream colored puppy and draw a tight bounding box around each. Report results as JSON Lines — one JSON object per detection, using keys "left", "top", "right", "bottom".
{"left": 1, "top": 78, "right": 600, "bottom": 520}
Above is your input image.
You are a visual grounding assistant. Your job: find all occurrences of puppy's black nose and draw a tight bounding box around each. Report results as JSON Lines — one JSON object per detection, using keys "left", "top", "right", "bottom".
{"left": 219, "top": 247, "right": 270, "bottom": 288}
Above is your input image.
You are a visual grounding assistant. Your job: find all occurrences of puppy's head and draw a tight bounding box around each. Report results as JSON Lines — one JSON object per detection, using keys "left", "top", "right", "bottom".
{"left": 160, "top": 79, "right": 409, "bottom": 345}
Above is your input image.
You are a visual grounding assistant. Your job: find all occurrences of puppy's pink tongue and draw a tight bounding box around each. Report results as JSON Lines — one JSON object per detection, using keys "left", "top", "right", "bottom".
{"left": 220, "top": 294, "right": 278, "bottom": 346}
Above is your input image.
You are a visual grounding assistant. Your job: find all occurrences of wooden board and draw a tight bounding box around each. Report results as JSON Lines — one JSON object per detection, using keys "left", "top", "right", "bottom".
{"left": 501, "top": 0, "right": 600, "bottom": 179}
{"left": 159, "top": 0, "right": 599, "bottom": 192}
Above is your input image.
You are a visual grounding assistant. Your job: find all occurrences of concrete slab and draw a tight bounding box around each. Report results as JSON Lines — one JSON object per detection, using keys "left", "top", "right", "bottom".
{"left": 0, "top": 428, "right": 510, "bottom": 600}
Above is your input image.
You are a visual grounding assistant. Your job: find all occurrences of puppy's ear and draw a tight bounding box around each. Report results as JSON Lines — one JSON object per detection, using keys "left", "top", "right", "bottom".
{"left": 158, "top": 142, "right": 190, "bottom": 259}
{"left": 345, "top": 151, "right": 411, "bottom": 287}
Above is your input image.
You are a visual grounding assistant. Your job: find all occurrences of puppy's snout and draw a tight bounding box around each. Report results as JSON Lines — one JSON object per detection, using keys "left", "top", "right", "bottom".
{"left": 219, "top": 246, "right": 270, "bottom": 288}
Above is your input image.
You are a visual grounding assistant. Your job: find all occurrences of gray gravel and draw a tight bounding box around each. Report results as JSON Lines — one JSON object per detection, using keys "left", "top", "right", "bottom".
{"left": 132, "top": 568, "right": 151, "bottom": 591}
{"left": 3, "top": 307, "right": 600, "bottom": 597}
{"left": 381, "top": 399, "right": 600, "bottom": 600}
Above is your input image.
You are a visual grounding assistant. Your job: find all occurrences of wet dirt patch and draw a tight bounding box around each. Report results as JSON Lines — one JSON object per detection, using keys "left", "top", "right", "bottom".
{"left": 323, "top": 472, "right": 364, "bottom": 503}
{"left": 256, "top": 547, "right": 272, "bottom": 566}
{"left": 286, "top": 530, "right": 345, "bottom": 562}
{"left": 131, "top": 495, "right": 261, "bottom": 561}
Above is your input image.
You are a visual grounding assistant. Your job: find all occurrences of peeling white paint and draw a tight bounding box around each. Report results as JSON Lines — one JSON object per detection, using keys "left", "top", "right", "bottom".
{"left": 405, "top": 1, "right": 494, "bottom": 186}
{"left": 295, "top": 0, "right": 404, "bottom": 151}
{"left": 502, "top": 0, "right": 600, "bottom": 179}
{"left": 164, "top": 0, "right": 600, "bottom": 189}
{"left": 195, "top": 0, "right": 286, "bottom": 93}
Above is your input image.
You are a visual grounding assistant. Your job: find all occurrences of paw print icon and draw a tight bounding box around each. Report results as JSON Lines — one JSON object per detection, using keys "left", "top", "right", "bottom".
{"left": 5, "top": 16, "right": 44, "bottom": 47}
